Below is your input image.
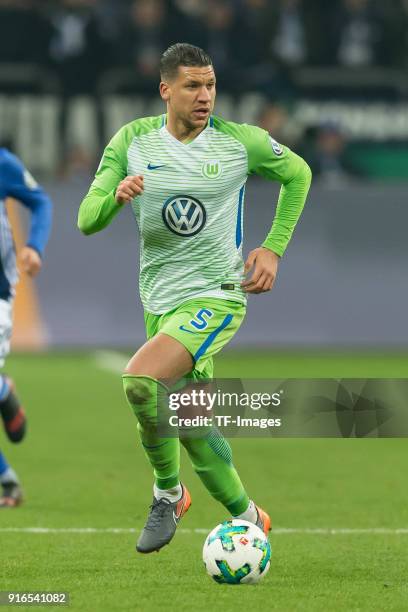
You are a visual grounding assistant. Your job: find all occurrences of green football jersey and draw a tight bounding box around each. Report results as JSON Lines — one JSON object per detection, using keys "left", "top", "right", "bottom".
{"left": 78, "top": 114, "right": 311, "bottom": 314}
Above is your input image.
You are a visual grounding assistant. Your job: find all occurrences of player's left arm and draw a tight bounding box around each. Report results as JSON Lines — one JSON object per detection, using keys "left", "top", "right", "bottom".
{"left": 1, "top": 152, "right": 53, "bottom": 277}
{"left": 241, "top": 127, "right": 312, "bottom": 294}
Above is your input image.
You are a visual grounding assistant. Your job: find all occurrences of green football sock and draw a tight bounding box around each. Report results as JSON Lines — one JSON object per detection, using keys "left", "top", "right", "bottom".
{"left": 180, "top": 428, "right": 249, "bottom": 515}
{"left": 122, "top": 375, "right": 180, "bottom": 490}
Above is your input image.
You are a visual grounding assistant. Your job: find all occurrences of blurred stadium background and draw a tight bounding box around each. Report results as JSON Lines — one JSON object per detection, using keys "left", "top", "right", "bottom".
{"left": 1, "top": 0, "right": 408, "bottom": 349}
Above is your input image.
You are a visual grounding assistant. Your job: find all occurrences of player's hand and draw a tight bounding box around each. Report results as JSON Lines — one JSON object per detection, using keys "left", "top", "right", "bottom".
{"left": 115, "top": 175, "right": 144, "bottom": 205}
{"left": 19, "top": 246, "right": 42, "bottom": 277}
{"left": 241, "top": 247, "right": 279, "bottom": 294}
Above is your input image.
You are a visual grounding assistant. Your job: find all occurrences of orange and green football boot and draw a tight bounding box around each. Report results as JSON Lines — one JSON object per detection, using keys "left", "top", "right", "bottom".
{"left": 136, "top": 483, "right": 191, "bottom": 553}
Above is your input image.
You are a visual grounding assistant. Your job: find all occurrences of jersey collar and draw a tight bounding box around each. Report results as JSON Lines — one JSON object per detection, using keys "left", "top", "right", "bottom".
{"left": 161, "top": 114, "right": 214, "bottom": 146}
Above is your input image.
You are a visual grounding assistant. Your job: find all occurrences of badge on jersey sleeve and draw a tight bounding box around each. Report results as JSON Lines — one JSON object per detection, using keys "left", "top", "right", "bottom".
{"left": 269, "top": 137, "right": 283, "bottom": 157}
{"left": 23, "top": 169, "right": 39, "bottom": 190}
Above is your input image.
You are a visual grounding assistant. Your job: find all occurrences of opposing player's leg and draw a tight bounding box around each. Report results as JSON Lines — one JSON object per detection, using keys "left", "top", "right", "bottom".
{"left": 0, "top": 375, "right": 27, "bottom": 443}
{"left": 0, "top": 449, "right": 22, "bottom": 508}
{"left": 0, "top": 300, "right": 24, "bottom": 508}
{"left": 123, "top": 333, "right": 193, "bottom": 553}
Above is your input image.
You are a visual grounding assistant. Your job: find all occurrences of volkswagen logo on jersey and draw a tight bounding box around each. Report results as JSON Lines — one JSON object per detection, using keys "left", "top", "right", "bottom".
{"left": 162, "top": 195, "right": 206, "bottom": 237}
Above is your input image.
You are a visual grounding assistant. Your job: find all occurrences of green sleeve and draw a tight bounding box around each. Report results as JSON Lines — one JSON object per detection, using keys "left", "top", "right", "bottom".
{"left": 214, "top": 118, "right": 312, "bottom": 256}
{"left": 245, "top": 126, "right": 312, "bottom": 257}
{"left": 77, "top": 125, "right": 130, "bottom": 235}
{"left": 77, "top": 187, "right": 123, "bottom": 235}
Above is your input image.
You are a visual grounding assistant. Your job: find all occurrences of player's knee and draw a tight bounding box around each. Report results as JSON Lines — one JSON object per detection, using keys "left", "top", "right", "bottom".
{"left": 122, "top": 375, "right": 158, "bottom": 406}
{"left": 122, "top": 375, "right": 169, "bottom": 430}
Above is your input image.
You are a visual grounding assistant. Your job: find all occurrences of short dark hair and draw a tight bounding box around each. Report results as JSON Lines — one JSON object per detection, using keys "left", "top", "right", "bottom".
{"left": 160, "top": 43, "right": 213, "bottom": 81}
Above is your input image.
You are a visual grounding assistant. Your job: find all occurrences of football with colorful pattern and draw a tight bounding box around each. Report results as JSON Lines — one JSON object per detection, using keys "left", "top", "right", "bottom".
{"left": 202, "top": 519, "right": 271, "bottom": 585}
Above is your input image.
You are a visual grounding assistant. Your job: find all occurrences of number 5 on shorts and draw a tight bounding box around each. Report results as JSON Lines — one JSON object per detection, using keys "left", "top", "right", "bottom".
{"left": 190, "top": 308, "right": 213, "bottom": 330}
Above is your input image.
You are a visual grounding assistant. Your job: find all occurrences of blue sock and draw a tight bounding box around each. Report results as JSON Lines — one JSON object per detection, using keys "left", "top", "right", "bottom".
{"left": 0, "top": 451, "right": 9, "bottom": 477}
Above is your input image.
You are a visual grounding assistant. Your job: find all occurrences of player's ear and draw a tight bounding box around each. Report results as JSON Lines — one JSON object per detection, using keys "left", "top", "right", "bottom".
{"left": 160, "top": 81, "right": 170, "bottom": 102}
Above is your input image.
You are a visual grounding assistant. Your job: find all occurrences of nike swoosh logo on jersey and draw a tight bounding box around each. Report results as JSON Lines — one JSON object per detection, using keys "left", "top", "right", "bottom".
{"left": 147, "top": 163, "right": 166, "bottom": 170}
{"left": 179, "top": 325, "right": 196, "bottom": 334}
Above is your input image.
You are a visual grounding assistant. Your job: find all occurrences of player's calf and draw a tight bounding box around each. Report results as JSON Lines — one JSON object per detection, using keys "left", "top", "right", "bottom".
{"left": 0, "top": 376, "right": 27, "bottom": 443}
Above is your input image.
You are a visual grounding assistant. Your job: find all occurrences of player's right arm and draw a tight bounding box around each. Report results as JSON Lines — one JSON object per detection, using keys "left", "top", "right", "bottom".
{"left": 77, "top": 126, "right": 143, "bottom": 235}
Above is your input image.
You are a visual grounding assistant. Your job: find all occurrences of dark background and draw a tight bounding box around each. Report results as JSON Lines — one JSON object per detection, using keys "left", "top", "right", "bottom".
{"left": 1, "top": 0, "right": 407, "bottom": 347}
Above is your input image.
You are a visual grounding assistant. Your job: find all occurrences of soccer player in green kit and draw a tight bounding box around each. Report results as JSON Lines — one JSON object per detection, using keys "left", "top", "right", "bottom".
{"left": 78, "top": 43, "right": 311, "bottom": 553}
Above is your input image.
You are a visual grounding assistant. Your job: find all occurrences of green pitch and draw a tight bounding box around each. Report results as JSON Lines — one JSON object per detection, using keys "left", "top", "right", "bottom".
{"left": 1, "top": 352, "right": 408, "bottom": 611}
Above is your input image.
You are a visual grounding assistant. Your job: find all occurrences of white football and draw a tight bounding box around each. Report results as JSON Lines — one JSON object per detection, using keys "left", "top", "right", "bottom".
{"left": 202, "top": 519, "right": 271, "bottom": 585}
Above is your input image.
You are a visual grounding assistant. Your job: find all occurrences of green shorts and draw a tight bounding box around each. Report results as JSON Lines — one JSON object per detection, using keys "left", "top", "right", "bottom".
{"left": 144, "top": 298, "right": 246, "bottom": 380}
